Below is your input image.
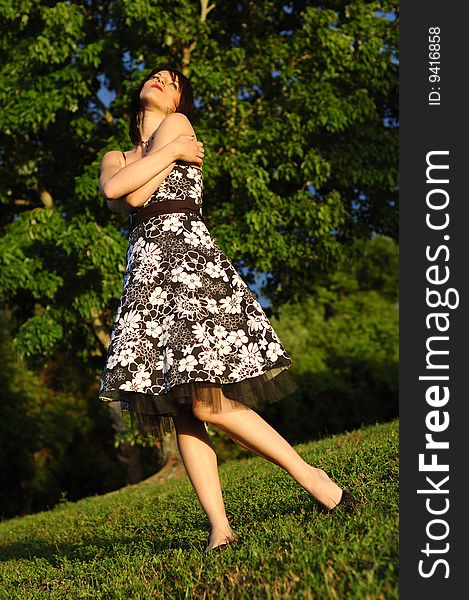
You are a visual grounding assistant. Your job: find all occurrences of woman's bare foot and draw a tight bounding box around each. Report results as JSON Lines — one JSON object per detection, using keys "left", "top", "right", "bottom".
{"left": 205, "top": 525, "right": 236, "bottom": 552}
{"left": 303, "top": 466, "right": 344, "bottom": 510}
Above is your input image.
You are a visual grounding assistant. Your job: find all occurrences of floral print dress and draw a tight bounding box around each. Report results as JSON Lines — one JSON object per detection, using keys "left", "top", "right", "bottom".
{"left": 98, "top": 160, "right": 298, "bottom": 439}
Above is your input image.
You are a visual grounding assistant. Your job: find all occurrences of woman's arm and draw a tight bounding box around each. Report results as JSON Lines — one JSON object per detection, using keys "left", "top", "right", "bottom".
{"left": 100, "top": 114, "right": 202, "bottom": 210}
{"left": 124, "top": 113, "right": 198, "bottom": 208}
{"left": 100, "top": 141, "right": 178, "bottom": 204}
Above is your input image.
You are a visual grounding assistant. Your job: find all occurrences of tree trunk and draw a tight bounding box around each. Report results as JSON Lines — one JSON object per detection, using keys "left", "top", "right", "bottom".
{"left": 141, "top": 430, "right": 187, "bottom": 485}
{"left": 106, "top": 401, "right": 145, "bottom": 483}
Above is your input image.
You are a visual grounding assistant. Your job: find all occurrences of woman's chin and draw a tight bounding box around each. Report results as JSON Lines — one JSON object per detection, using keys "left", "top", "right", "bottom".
{"left": 140, "top": 92, "right": 167, "bottom": 110}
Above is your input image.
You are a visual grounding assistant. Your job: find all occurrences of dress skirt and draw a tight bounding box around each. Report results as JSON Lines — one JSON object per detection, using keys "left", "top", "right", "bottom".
{"left": 98, "top": 163, "right": 298, "bottom": 440}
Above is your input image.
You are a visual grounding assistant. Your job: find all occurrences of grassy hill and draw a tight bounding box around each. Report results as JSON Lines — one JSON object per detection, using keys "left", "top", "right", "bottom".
{"left": 0, "top": 419, "right": 398, "bottom": 599}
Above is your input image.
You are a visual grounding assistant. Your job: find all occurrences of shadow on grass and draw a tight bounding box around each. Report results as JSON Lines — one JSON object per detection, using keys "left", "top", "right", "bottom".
{"left": 0, "top": 529, "right": 205, "bottom": 564}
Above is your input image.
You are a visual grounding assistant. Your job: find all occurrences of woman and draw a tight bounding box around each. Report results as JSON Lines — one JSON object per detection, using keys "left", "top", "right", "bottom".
{"left": 98, "top": 66, "right": 357, "bottom": 553}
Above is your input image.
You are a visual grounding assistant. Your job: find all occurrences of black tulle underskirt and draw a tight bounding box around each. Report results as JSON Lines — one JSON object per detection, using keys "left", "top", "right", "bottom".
{"left": 100, "top": 365, "right": 299, "bottom": 441}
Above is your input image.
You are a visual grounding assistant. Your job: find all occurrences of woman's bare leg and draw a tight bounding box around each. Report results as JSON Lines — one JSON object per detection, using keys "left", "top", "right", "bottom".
{"left": 172, "top": 411, "right": 235, "bottom": 550}
{"left": 224, "top": 432, "right": 282, "bottom": 467}
{"left": 192, "top": 393, "right": 343, "bottom": 510}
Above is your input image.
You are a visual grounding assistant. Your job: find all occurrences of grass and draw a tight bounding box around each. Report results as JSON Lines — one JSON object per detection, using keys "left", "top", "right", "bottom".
{"left": 0, "top": 418, "right": 398, "bottom": 599}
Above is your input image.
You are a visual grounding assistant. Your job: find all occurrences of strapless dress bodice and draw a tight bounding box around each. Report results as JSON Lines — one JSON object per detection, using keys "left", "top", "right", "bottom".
{"left": 141, "top": 160, "right": 203, "bottom": 210}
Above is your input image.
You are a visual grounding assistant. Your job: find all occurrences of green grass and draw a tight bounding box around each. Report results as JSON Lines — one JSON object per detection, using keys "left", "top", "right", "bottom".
{"left": 0, "top": 419, "right": 398, "bottom": 599}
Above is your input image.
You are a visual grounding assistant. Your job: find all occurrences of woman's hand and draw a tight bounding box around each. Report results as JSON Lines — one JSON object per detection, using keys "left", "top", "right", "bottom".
{"left": 101, "top": 116, "right": 204, "bottom": 211}
{"left": 168, "top": 134, "right": 205, "bottom": 167}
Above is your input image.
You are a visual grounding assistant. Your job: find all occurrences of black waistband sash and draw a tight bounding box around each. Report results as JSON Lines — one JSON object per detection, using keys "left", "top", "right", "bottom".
{"left": 128, "top": 199, "right": 204, "bottom": 233}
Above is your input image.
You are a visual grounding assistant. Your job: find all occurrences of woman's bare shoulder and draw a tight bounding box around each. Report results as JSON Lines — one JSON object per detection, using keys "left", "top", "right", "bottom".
{"left": 164, "top": 112, "right": 193, "bottom": 125}
{"left": 101, "top": 149, "right": 127, "bottom": 168}
{"left": 158, "top": 112, "right": 195, "bottom": 136}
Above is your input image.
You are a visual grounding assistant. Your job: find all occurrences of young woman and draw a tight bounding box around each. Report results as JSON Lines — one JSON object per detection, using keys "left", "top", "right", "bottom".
{"left": 98, "top": 66, "right": 357, "bottom": 553}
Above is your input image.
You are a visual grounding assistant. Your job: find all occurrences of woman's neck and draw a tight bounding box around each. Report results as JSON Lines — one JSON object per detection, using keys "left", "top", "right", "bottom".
{"left": 139, "top": 108, "right": 167, "bottom": 143}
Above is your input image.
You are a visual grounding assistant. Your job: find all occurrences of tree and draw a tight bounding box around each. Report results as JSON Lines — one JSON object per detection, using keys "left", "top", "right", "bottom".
{"left": 0, "top": 1, "right": 398, "bottom": 473}
{"left": 0, "top": 309, "right": 131, "bottom": 519}
{"left": 264, "top": 235, "right": 399, "bottom": 442}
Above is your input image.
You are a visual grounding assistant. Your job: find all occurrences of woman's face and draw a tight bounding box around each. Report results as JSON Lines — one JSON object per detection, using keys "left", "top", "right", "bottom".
{"left": 140, "top": 70, "right": 182, "bottom": 114}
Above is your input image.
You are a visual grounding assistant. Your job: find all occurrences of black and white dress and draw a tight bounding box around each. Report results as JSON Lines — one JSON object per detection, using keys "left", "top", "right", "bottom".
{"left": 99, "top": 160, "right": 298, "bottom": 439}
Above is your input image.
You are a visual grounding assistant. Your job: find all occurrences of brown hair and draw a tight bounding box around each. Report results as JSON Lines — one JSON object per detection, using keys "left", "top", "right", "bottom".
{"left": 128, "top": 65, "right": 195, "bottom": 145}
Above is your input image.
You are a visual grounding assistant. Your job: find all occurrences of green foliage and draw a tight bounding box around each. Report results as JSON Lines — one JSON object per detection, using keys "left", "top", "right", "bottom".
{"left": 264, "top": 235, "right": 398, "bottom": 442}
{"left": 0, "top": 419, "right": 399, "bottom": 598}
{"left": 0, "top": 310, "right": 128, "bottom": 520}
{"left": 0, "top": 0, "right": 398, "bottom": 365}
{"left": 113, "top": 430, "right": 155, "bottom": 449}
{"left": 12, "top": 312, "right": 63, "bottom": 357}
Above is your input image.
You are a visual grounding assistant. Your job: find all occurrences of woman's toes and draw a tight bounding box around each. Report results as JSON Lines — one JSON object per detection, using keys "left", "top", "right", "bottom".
{"left": 206, "top": 528, "right": 236, "bottom": 551}
{"left": 305, "top": 467, "right": 343, "bottom": 509}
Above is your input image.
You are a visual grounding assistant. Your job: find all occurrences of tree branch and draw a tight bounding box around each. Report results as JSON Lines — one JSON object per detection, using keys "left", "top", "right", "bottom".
{"left": 292, "top": 52, "right": 312, "bottom": 67}
{"left": 181, "top": 1, "right": 217, "bottom": 75}
{"left": 182, "top": 41, "right": 197, "bottom": 74}
{"left": 200, "top": 0, "right": 216, "bottom": 21}
{"left": 40, "top": 190, "right": 55, "bottom": 210}
{"left": 13, "top": 198, "right": 35, "bottom": 206}
{"left": 90, "top": 309, "right": 111, "bottom": 349}
{"left": 95, "top": 95, "right": 114, "bottom": 125}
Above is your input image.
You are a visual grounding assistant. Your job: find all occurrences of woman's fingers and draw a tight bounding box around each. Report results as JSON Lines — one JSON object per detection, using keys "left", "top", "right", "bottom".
{"left": 173, "top": 135, "right": 204, "bottom": 164}
{"left": 194, "top": 141, "right": 204, "bottom": 164}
